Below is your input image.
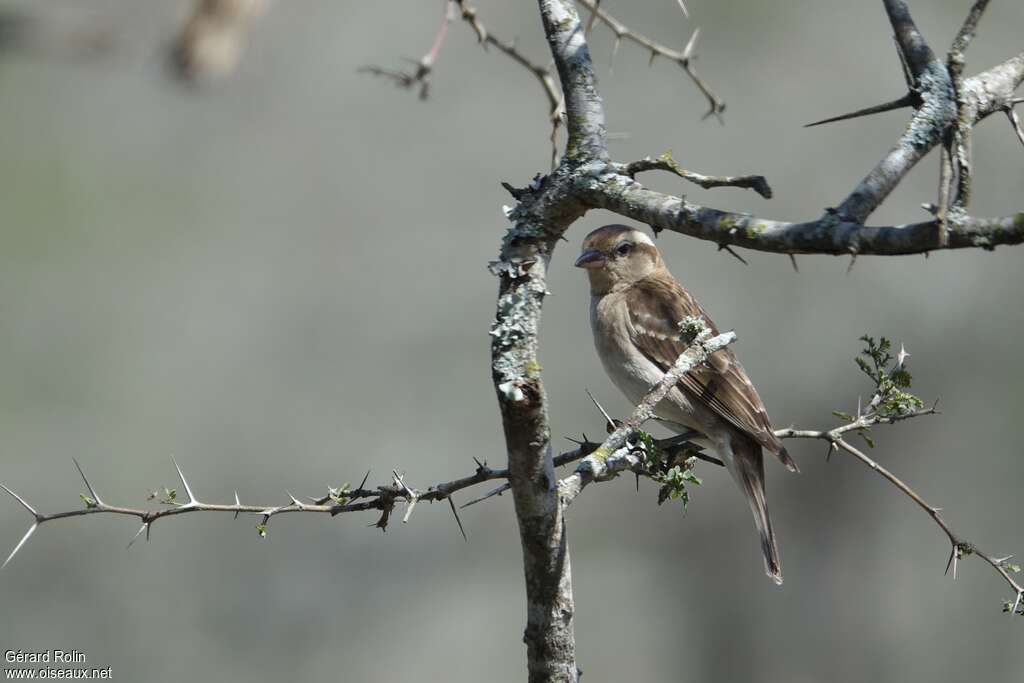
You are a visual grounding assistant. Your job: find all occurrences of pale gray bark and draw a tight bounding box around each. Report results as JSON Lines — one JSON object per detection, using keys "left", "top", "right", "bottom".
{"left": 489, "top": 2, "right": 1024, "bottom": 680}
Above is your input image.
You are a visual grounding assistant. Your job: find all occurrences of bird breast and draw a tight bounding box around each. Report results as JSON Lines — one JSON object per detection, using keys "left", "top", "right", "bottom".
{"left": 589, "top": 293, "right": 698, "bottom": 430}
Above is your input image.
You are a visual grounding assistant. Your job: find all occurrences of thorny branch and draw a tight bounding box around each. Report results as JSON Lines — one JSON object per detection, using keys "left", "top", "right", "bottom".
{"left": 357, "top": 0, "right": 455, "bottom": 100}
{"left": 4, "top": 334, "right": 1020, "bottom": 615}
{"left": 362, "top": 0, "right": 724, "bottom": 168}
{"left": 618, "top": 150, "right": 772, "bottom": 199}
{"left": 576, "top": 0, "right": 1024, "bottom": 257}
{"left": 574, "top": 0, "right": 724, "bottom": 120}
{"left": 6, "top": 4, "right": 1024, "bottom": 683}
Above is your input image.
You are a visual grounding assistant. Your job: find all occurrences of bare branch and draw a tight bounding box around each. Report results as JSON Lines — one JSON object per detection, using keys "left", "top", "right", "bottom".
{"left": 454, "top": 1, "right": 564, "bottom": 167}
{"left": 359, "top": 0, "right": 454, "bottom": 100}
{"left": 949, "top": 0, "right": 991, "bottom": 64}
{"left": 883, "top": 0, "right": 937, "bottom": 80}
{"left": 575, "top": 0, "right": 724, "bottom": 119}
{"left": 777, "top": 415, "right": 1021, "bottom": 609}
{"left": 619, "top": 151, "right": 772, "bottom": 199}
{"left": 578, "top": 172, "right": 1024, "bottom": 256}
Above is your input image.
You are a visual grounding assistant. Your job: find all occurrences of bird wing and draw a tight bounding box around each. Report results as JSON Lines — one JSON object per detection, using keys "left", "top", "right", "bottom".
{"left": 624, "top": 275, "right": 795, "bottom": 469}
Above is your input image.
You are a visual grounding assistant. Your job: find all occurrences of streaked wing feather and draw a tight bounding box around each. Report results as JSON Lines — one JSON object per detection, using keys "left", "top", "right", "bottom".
{"left": 625, "top": 277, "right": 785, "bottom": 455}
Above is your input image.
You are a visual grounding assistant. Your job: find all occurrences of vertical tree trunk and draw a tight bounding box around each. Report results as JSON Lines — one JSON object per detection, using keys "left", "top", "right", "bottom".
{"left": 488, "top": 1, "right": 607, "bottom": 680}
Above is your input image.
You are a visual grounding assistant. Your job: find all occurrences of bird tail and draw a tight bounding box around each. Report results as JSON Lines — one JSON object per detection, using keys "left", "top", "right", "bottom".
{"left": 731, "top": 440, "right": 784, "bottom": 585}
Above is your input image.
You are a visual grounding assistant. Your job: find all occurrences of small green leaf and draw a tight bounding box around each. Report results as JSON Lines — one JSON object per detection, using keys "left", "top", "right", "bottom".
{"left": 80, "top": 493, "right": 98, "bottom": 509}
{"left": 255, "top": 523, "right": 268, "bottom": 538}
{"left": 328, "top": 483, "right": 351, "bottom": 505}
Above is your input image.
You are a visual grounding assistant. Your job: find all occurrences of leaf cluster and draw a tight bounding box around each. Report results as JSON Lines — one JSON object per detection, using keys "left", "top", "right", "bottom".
{"left": 629, "top": 430, "right": 702, "bottom": 509}
{"left": 856, "top": 335, "right": 924, "bottom": 418}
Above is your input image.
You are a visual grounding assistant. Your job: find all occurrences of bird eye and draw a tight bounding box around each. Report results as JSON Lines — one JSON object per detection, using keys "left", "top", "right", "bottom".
{"left": 616, "top": 242, "right": 633, "bottom": 256}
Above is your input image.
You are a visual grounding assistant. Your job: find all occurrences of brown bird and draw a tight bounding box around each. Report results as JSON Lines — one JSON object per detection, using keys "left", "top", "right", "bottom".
{"left": 576, "top": 224, "right": 797, "bottom": 584}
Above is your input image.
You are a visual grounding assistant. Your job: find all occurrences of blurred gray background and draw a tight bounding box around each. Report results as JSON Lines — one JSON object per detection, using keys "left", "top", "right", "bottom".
{"left": 1, "top": 1, "right": 1021, "bottom": 681}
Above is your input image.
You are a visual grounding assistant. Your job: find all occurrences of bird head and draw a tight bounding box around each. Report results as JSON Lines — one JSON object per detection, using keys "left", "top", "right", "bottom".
{"left": 575, "top": 224, "right": 664, "bottom": 294}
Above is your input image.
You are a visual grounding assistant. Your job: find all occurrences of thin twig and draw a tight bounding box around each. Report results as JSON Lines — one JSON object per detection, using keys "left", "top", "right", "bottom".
{"left": 777, "top": 402, "right": 1021, "bottom": 605}
{"left": 575, "top": 0, "right": 724, "bottom": 120}
{"left": 619, "top": 151, "right": 772, "bottom": 199}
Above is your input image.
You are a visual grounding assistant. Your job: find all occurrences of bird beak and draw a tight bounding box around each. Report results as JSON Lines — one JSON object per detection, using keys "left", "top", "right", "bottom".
{"left": 574, "top": 249, "right": 606, "bottom": 269}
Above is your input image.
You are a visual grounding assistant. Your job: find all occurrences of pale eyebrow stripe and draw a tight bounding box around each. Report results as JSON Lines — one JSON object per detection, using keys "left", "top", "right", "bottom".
{"left": 631, "top": 231, "right": 654, "bottom": 246}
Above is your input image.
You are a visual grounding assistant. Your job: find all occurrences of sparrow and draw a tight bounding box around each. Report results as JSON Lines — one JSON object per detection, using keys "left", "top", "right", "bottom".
{"left": 576, "top": 224, "right": 798, "bottom": 585}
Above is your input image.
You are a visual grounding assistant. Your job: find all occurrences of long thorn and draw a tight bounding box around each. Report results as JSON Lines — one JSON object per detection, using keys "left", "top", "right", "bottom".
{"left": 127, "top": 522, "right": 149, "bottom": 549}
{"left": 585, "top": 389, "right": 616, "bottom": 431}
{"left": 72, "top": 458, "right": 103, "bottom": 507}
{"left": 2, "top": 523, "right": 38, "bottom": 569}
{"left": 447, "top": 497, "right": 467, "bottom": 541}
{"left": 681, "top": 27, "right": 699, "bottom": 59}
{"left": 234, "top": 491, "right": 241, "bottom": 519}
{"left": 355, "top": 470, "right": 371, "bottom": 497}
{"left": 718, "top": 244, "right": 748, "bottom": 265}
{"left": 0, "top": 483, "right": 39, "bottom": 518}
{"left": 804, "top": 94, "right": 915, "bottom": 128}
{"left": 170, "top": 456, "right": 197, "bottom": 504}
{"left": 461, "top": 482, "right": 510, "bottom": 508}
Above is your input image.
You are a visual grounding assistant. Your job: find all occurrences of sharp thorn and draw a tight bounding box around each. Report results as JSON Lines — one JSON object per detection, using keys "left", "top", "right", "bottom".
{"left": 286, "top": 491, "right": 306, "bottom": 510}
{"left": 945, "top": 545, "right": 956, "bottom": 576}
{"left": 72, "top": 458, "right": 103, "bottom": 506}
{"left": 804, "top": 94, "right": 915, "bottom": 128}
{"left": 0, "top": 483, "right": 39, "bottom": 519}
{"left": 788, "top": 253, "right": 799, "bottom": 273}
{"left": 682, "top": 27, "right": 699, "bottom": 59}
{"left": 447, "top": 497, "right": 468, "bottom": 541}
{"left": 169, "top": 456, "right": 197, "bottom": 504}
{"left": 718, "top": 243, "right": 748, "bottom": 265}
{"left": 357, "top": 470, "right": 371, "bottom": 495}
{"left": 2, "top": 522, "right": 38, "bottom": 569}
{"left": 461, "top": 482, "right": 510, "bottom": 508}
{"left": 234, "top": 491, "right": 241, "bottom": 519}
{"left": 585, "top": 389, "right": 617, "bottom": 431}
{"left": 127, "top": 522, "right": 149, "bottom": 549}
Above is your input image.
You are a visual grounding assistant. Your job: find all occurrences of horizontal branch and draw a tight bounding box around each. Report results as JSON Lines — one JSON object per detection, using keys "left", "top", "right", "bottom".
{"left": 617, "top": 152, "right": 772, "bottom": 199}
{"left": 4, "top": 338, "right": 1019, "bottom": 615}
{"left": 576, "top": 172, "right": 1024, "bottom": 255}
